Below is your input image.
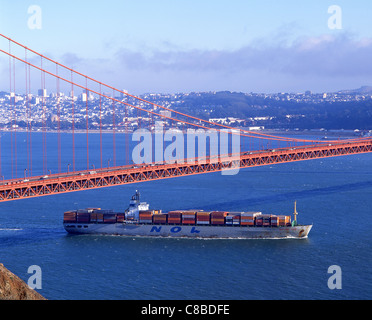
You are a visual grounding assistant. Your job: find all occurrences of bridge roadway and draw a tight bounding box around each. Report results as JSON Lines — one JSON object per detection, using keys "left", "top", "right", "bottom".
{"left": 0, "top": 139, "right": 371, "bottom": 202}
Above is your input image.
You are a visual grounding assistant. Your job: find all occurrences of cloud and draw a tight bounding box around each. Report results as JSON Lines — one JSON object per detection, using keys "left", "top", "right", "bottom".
{"left": 60, "top": 53, "right": 84, "bottom": 68}
{"left": 114, "top": 33, "right": 372, "bottom": 77}
{"left": 3, "top": 32, "right": 369, "bottom": 94}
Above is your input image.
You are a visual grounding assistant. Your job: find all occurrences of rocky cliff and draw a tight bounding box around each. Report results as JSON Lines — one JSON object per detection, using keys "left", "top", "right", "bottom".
{"left": 0, "top": 263, "right": 46, "bottom": 300}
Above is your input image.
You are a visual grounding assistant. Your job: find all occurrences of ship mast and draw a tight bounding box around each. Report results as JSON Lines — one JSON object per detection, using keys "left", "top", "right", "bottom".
{"left": 293, "top": 201, "right": 298, "bottom": 226}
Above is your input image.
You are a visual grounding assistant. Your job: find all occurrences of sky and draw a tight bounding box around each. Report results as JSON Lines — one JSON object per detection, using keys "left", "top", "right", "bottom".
{"left": 1, "top": 0, "right": 372, "bottom": 94}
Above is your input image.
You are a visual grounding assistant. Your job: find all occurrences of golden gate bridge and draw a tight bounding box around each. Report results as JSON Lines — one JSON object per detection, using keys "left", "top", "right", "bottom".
{"left": 0, "top": 33, "right": 371, "bottom": 202}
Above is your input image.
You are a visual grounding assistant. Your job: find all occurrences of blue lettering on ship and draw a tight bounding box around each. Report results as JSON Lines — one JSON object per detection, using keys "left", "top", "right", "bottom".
{"left": 150, "top": 226, "right": 162, "bottom": 233}
{"left": 191, "top": 227, "right": 200, "bottom": 233}
{"left": 150, "top": 226, "right": 201, "bottom": 234}
{"left": 170, "top": 227, "right": 181, "bottom": 233}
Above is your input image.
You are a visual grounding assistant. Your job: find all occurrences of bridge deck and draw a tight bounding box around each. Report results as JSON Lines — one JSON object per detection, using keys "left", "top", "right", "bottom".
{"left": 0, "top": 140, "right": 371, "bottom": 202}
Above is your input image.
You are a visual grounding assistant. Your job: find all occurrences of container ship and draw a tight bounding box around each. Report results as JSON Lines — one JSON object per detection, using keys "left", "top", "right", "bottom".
{"left": 63, "top": 191, "right": 312, "bottom": 239}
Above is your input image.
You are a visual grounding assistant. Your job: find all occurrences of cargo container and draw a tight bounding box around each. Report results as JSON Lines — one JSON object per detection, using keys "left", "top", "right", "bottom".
{"left": 210, "top": 219, "right": 225, "bottom": 225}
{"left": 270, "top": 215, "right": 279, "bottom": 227}
{"left": 262, "top": 214, "right": 272, "bottom": 227}
{"left": 96, "top": 213, "right": 104, "bottom": 223}
{"left": 139, "top": 219, "right": 152, "bottom": 224}
{"left": 196, "top": 221, "right": 210, "bottom": 225}
{"left": 224, "top": 216, "right": 239, "bottom": 225}
{"left": 168, "top": 218, "right": 180, "bottom": 224}
{"left": 209, "top": 211, "right": 226, "bottom": 225}
{"left": 116, "top": 213, "right": 125, "bottom": 223}
{"left": 90, "top": 213, "right": 98, "bottom": 223}
{"left": 241, "top": 220, "right": 254, "bottom": 226}
{"left": 77, "top": 212, "right": 90, "bottom": 223}
{"left": 182, "top": 220, "right": 196, "bottom": 225}
{"left": 182, "top": 211, "right": 196, "bottom": 225}
{"left": 153, "top": 214, "right": 167, "bottom": 224}
{"left": 139, "top": 211, "right": 153, "bottom": 224}
{"left": 196, "top": 212, "right": 210, "bottom": 225}
{"left": 210, "top": 211, "right": 227, "bottom": 217}
{"left": 211, "top": 219, "right": 225, "bottom": 225}
{"left": 63, "top": 211, "right": 77, "bottom": 223}
{"left": 64, "top": 210, "right": 76, "bottom": 215}
{"left": 103, "top": 213, "right": 117, "bottom": 224}
{"left": 196, "top": 211, "right": 210, "bottom": 218}
{"left": 225, "top": 213, "right": 241, "bottom": 226}
{"left": 255, "top": 217, "right": 263, "bottom": 226}
{"left": 168, "top": 211, "right": 182, "bottom": 224}
{"left": 232, "top": 216, "right": 241, "bottom": 225}
{"left": 240, "top": 212, "right": 260, "bottom": 226}
{"left": 278, "top": 215, "right": 291, "bottom": 226}
{"left": 225, "top": 215, "right": 233, "bottom": 225}
{"left": 93, "top": 209, "right": 114, "bottom": 215}
{"left": 139, "top": 212, "right": 152, "bottom": 218}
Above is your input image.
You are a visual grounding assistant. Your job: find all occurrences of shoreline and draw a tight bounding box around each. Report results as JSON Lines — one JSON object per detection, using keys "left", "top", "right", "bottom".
{"left": 0, "top": 128, "right": 361, "bottom": 138}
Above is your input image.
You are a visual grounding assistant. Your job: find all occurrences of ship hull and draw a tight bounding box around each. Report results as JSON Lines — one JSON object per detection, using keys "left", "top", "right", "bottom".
{"left": 64, "top": 223, "right": 312, "bottom": 239}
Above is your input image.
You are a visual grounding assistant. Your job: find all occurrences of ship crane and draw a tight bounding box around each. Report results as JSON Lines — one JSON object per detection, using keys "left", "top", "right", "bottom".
{"left": 293, "top": 201, "right": 298, "bottom": 226}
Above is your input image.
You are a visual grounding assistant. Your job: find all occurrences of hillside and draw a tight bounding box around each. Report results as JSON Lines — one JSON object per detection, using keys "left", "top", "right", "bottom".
{"left": 0, "top": 263, "right": 46, "bottom": 300}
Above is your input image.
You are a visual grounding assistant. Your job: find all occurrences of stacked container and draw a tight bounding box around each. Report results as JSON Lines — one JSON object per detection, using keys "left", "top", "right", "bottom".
{"left": 90, "top": 212, "right": 98, "bottom": 223}
{"left": 182, "top": 211, "right": 196, "bottom": 225}
{"left": 91, "top": 209, "right": 112, "bottom": 223}
{"left": 139, "top": 210, "right": 153, "bottom": 224}
{"left": 168, "top": 211, "right": 182, "bottom": 224}
{"left": 64, "top": 211, "right": 77, "bottom": 223}
{"left": 241, "top": 212, "right": 261, "bottom": 226}
{"left": 225, "top": 215, "right": 233, "bottom": 225}
{"left": 77, "top": 209, "right": 90, "bottom": 223}
{"left": 153, "top": 214, "right": 167, "bottom": 224}
{"left": 278, "top": 215, "right": 291, "bottom": 227}
{"left": 96, "top": 213, "right": 104, "bottom": 223}
{"left": 262, "top": 214, "right": 272, "bottom": 227}
{"left": 103, "top": 213, "right": 117, "bottom": 224}
{"left": 210, "top": 211, "right": 227, "bottom": 225}
{"left": 225, "top": 212, "right": 241, "bottom": 226}
{"left": 270, "top": 215, "right": 279, "bottom": 227}
{"left": 116, "top": 213, "right": 125, "bottom": 223}
{"left": 255, "top": 216, "right": 263, "bottom": 226}
{"left": 196, "top": 212, "right": 210, "bottom": 225}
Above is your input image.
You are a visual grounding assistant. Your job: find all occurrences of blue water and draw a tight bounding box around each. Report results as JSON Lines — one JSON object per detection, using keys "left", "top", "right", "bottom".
{"left": 0, "top": 133, "right": 372, "bottom": 300}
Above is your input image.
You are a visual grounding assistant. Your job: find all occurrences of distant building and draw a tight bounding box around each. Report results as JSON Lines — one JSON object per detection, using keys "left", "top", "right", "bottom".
{"left": 69, "top": 91, "right": 77, "bottom": 101}
{"left": 80, "top": 93, "right": 87, "bottom": 102}
{"left": 31, "top": 96, "right": 40, "bottom": 105}
{"left": 38, "top": 89, "right": 47, "bottom": 97}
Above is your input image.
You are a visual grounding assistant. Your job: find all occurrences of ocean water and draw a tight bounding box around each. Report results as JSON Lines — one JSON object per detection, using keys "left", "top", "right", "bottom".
{"left": 0, "top": 133, "right": 372, "bottom": 300}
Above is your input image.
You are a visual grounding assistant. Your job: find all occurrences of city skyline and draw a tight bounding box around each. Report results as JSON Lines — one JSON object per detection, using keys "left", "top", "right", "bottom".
{"left": 1, "top": 87, "right": 372, "bottom": 133}
{"left": 1, "top": 1, "right": 372, "bottom": 94}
